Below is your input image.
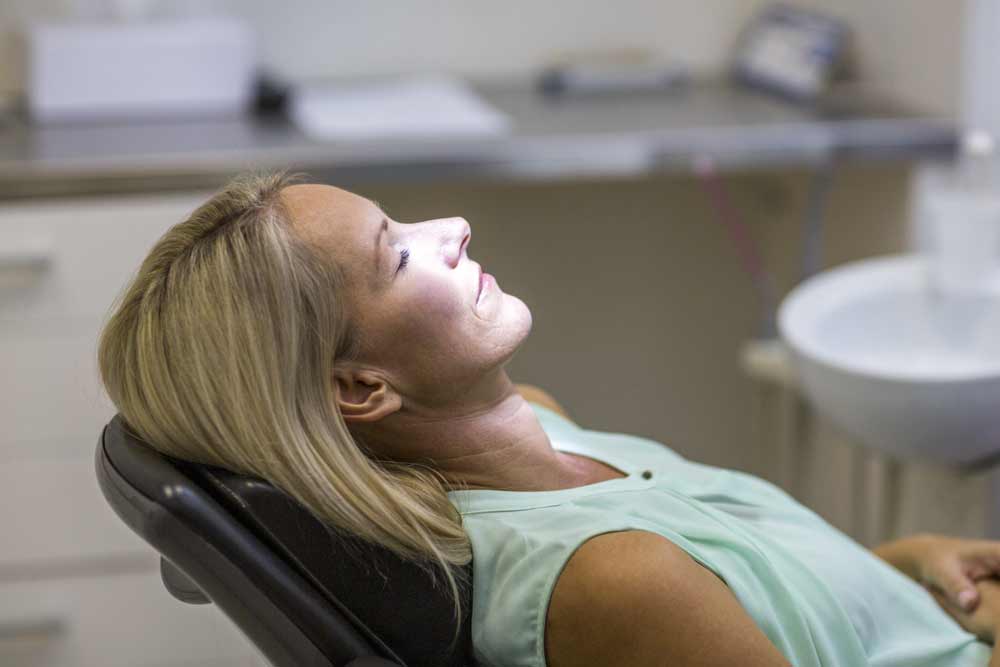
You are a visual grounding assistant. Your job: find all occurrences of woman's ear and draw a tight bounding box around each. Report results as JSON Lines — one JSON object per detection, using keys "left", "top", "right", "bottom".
{"left": 333, "top": 367, "right": 402, "bottom": 423}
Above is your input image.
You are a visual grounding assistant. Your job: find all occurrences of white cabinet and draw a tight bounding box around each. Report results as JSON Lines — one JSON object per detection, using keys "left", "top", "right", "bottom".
{"left": 0, "top": 195, "right": 206, "bottom": 323}
{"left": 0, "top": 570, "right": 267, "bottom": 667}
{"left": 0, "top": 456, "right": 152, "bottom": 566}
{"left": 0, "top": 194, "right": 208, "bottom": 446}
{"left": 0, "top": 192, "right": 265, "bottom": 666}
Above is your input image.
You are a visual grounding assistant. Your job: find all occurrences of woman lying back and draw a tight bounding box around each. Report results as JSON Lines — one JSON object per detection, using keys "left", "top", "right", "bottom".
{"left": 98, "top": 172, "right": 997, "bottom": 666}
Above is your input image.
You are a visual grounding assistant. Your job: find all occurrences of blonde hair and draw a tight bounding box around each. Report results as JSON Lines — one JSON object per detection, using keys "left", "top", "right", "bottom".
{"left": 97, "top": 171, "right": 472, "bottom": 647}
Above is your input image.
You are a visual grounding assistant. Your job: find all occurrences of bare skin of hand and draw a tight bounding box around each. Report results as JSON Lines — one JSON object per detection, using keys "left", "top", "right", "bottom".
{"left": 875, "top": 534, "right": 1000, "bottom": 665}
{"left": 929, "top": 577, "right": 1000, "bottom": 644}
{"left": 929, "top": 578, "right": 1000, "bottom": 667}
{"left": 875, "top": 534, "right": 1000, "bottom": 613}
{"left": 918, "top": 536, "right": 1000, "bottom": 612}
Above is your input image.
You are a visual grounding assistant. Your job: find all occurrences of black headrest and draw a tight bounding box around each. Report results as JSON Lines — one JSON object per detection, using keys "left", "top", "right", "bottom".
{"left": 190, "top": 466, "right": 475, "bottom": 667}
{"left": 97, "top": 414, "right": 474, "bottom": 667}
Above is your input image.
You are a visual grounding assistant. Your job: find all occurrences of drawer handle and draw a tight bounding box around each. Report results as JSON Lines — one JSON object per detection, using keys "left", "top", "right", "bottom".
{"left": 0, "top": 616, "right": 67, "bottom": 642}
{"left": 0, "top": 239, "right": 54, "bottom": 273}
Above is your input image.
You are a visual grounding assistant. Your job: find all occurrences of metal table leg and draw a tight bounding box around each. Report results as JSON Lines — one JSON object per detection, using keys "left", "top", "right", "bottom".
{"left": 986, "top": 465, "right": 1000, "bottom": 539}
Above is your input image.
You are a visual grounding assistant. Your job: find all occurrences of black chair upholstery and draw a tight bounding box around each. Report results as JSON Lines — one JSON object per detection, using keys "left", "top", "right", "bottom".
{"left": 96, "top": 414, "right": 475, "bottom": 667}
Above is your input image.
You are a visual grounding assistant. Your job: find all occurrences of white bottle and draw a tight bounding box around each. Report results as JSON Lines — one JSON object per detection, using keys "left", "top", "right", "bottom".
{"left": 925, "top": 130, "right": 1000, "bottom": 297}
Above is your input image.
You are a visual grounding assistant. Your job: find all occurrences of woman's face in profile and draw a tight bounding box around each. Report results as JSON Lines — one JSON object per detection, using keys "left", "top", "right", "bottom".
{"left": 282, "top": 184, "right": 532, "bottom": 404}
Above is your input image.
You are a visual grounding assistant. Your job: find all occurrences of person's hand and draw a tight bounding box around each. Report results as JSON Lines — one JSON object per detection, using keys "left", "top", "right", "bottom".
{"left": 928, "top": 576, "right": 1000, "bottom": 646}
{"left": 916, "top": 535, "right": 1000, "bottom": 614}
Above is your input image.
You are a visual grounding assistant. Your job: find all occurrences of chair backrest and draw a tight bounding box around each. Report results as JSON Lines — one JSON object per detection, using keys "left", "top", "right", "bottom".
{"left": 95, "top": 414, "right": 474, "bottom": 667}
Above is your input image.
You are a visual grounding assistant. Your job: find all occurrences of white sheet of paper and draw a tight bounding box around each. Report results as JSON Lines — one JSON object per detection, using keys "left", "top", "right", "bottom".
{"left": 291, "top": 76, "right": 512, "bottom": 140}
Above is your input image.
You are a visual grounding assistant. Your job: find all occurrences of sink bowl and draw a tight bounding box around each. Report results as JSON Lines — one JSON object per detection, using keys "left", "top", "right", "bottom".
{"left": 778, "top": 254, "right": 1000, "bottom": 466}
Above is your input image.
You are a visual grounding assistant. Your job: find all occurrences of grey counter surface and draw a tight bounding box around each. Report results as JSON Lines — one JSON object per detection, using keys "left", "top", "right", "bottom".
{"left": 0, "top": 79, "right": 959, "bottom": 199}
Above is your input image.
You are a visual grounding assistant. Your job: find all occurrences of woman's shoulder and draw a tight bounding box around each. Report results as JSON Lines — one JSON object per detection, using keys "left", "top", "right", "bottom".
{"left": 463, "top": 514, "right": 637, "bottom": 665}
{"left": 517, "top": 384, "right": 574, "bottom": 421}
{"left": 527, "top": 400, "right": 686, "bottom": 470}
{"left": 525, "top": 398, "right": 580, "bottom": 435}
{"left": 545, "top": 530, "right": 791, "bottom": 666}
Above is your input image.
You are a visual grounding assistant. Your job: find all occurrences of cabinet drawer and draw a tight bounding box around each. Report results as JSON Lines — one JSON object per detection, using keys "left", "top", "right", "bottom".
{"left": 1, "top": 324, "right": 115, "bottom": 449}
{"left": 0, "top": 570, "right": 265, "bottom": 667}
{"left": 0, "top": 456, "right": 149, "bottom": 567}
{"left": 0, "top": 192, "right": 209, "bottom": 323}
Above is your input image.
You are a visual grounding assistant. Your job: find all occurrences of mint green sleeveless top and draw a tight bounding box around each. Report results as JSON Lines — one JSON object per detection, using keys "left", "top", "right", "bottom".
{"left": 447, "top": 403, "right": 990, "bottom": 667}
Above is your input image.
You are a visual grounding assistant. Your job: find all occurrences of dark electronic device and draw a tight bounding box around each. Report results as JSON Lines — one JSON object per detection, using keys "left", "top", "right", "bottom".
{"left": 732, "top": 4, "right": 849, "bottom": 102}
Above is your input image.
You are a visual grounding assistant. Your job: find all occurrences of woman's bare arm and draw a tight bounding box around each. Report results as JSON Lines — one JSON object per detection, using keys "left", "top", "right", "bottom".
{"left": 545, "top": 530, "right": 791, "bottom": 666}
{"left": 872, "top": 534, "right": 929, "bottom": 581}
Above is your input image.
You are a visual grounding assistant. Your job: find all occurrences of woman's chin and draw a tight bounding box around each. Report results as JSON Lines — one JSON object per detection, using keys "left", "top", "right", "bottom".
{"left": 505, "top": 296, "right": 533, "bottom": 345}
{"left": 493, "top": 283, "right": 534, "bottom": 355}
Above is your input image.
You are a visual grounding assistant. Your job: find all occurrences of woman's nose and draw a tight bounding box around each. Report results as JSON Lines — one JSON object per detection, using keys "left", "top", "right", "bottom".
{"left": 442, "top": 218, "right": 471, "bottom": 268}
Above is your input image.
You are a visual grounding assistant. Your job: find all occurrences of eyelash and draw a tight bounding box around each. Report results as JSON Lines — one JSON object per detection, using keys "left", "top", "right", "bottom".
{"left": 397, "top": 248, "right": 410, "bottom": 272}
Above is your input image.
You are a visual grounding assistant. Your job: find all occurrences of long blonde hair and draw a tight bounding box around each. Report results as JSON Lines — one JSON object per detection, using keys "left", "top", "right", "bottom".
{"left": 97, "top": 171, "right": 472, "bottom": 646}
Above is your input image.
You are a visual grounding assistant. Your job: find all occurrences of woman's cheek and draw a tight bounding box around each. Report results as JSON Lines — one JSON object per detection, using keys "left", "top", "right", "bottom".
{"left": 414, "top": 282, "right": 466, "bottom": 321}
{"left": 378, "top": 284, "right": 461, "bottom": 353}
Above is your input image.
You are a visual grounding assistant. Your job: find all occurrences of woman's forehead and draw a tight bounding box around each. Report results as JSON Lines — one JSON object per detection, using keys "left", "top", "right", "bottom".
{"left": 281, "top": 183, "right": 379, "bottom": 250}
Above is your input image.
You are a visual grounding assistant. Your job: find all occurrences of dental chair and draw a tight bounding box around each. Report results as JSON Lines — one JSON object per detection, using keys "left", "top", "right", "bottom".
{"left": 95, "top": 414, "right": 475, "bottom": 667}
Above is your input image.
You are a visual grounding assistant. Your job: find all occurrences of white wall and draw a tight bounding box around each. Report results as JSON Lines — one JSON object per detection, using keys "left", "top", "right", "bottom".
{"left": 963, "top": 0, "right": 1000, "bottom": 135}
{"left": 0, "top": 0, "right": 964, "bottom": 114}
{"left": 0, "top": 0, "right": 769, "bottom": 97}
{"left": 802, "top": 0, "right": 965, "bottom": 117}
{"left": 229, "top": 1, "right": 765, "bottom": 81}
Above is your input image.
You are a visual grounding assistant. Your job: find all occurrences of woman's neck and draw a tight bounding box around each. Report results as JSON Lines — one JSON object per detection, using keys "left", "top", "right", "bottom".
{"left": 352, "top": 375, "right": 606, "bottom": 492}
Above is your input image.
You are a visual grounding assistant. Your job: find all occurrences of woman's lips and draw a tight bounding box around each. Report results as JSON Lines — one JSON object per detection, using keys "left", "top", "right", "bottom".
{"left": 478, "top": 271, "right": 494, "bottom": 306}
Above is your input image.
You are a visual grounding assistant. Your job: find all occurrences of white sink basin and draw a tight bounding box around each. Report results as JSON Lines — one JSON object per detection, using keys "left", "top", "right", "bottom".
{"left": 778, "top": 254, "right": 1000, "bottom": 466}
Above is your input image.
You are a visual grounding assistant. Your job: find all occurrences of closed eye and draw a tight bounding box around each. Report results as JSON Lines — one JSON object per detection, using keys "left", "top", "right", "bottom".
{"left": 397, "top": 248, "right": 410, "bottom": 273}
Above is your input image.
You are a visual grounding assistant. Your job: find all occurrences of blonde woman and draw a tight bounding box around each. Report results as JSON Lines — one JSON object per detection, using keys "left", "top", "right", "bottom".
{"left": 99, "top": 173, "right": 998, "bottom": 666}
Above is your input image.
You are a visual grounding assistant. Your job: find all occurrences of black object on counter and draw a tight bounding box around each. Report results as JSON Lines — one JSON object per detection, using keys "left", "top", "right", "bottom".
{"left": 254, "top": 71, "right": 292, "bottom": 117}
{"left": 538, "top": 62, "right": 689, "bottom": 97}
